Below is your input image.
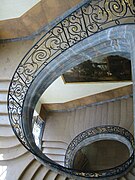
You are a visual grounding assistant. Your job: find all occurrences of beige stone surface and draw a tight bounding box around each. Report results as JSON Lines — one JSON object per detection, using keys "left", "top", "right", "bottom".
{"left": 0, "top": 40, "right": 34, "bottom": 79}
{"left": 0, "top": 0, "right": 81, "bottom": 39}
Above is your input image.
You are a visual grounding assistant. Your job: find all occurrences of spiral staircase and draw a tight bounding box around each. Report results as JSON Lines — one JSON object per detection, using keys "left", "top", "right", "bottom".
{"left": 1, "top": 0, "right": 135, "bottom": 179}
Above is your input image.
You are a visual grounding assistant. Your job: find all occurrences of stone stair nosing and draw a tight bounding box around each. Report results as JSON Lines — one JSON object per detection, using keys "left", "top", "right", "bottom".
{"left": 54, "top": 174, "right": 67, "bottom": 180}
{"left": 45, "top": 154, "right": 65, "bottom": 162}
{"left": 19, "top": 159, "right": 42, "bottom": 180}
{"left": 0, "top": 92, "right": 7, "bottom": 102}
{"left": 42, "top": 141, "right": 67, "bottom": 166}
{"left": 42, "top": 147, "right": 66, "bottom": 155}
{"left": 1, "top": 152, "right": 34, "bottom": 180}
{"left": 0, "top": 80, "right": 10, "bottom": 92}
{"left": 0, "top": 144, "right": 28, "bottom": 160}
{"left": 0, "top": 125, "right": 15, "bottom": 137}
{"left": 43, "top": 170, "right": 58, "bottom": 180}
{"left": 0, "top": 114, "right": 10, "bottom": 126}
{"left": 0, "top": 136, "right": 20, "bottom": 148}
{"left": 31, "top": 165, "right": 49, "bottom": 180}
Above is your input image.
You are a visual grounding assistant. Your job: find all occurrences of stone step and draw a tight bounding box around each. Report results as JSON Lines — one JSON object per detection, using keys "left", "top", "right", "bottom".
{"left": 0, "top": 92, "right": 7, "bottom": 102}
{"left": 5, "top": 152, "right": 34, "bottom": 180}
{"left": 42, "top": 147, "right": 66, "bottom": 155}
{"left": 0, "top": 80, "right": 10, "bottom": 91}
{"left": 45, "top": 170, "right": 58, "bottom": 180}
{"left": 42, "top": 147, "right": 66, "bottom": 166}
{"left": 19, "top": 159, "right": 41, "bottom": 180}
{"left": 32, "top": 165, "right": 49, "bottom": 180}
{"left": 0, "top": 136, "right": 20, "bottom": 148}
{"left": 45, "top": 154, "right": 65, "bottom": 164}
{"left": 0, "top": 125, "right": 14, "bottom": 137}
{"left": 0, "top": 114, "right": 10, "bottom": 126}
{"left": 42, "top": 141, "right": 67, "bottom": 150}
{"left": 0, "top": 102, "right": 7, "bottom": 113}
{"left": 0, "top": 125, "right": 15, "bottom": 137}
{"left": 0, "top": 144, "right": 27, "bottom": 160}
{"left": 55, "top": 174, "right": 67, "bottom": 180}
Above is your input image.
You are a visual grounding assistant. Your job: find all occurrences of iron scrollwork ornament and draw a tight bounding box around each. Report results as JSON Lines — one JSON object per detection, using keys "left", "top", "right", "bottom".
{"left": 65, "top": 125, "right": 134, "bottom": 178}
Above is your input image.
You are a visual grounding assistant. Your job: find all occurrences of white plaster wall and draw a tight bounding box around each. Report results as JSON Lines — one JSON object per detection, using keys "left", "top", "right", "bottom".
{"left": 0, "top": 0, "right": 40, "bottom": 20}
{"left": 40, "top": 77, "right": 132, "bottom": 103}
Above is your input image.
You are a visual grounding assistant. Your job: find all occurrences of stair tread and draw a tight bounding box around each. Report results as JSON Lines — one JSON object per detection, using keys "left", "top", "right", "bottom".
{"left": 42, "top": 141, "right": 67, "bottom": 149}
{"left": 0, "top": 125, "right": 14, "bottom": 137}
{"left": 45, "top": 154, "right": 65, "bottom": 162}
{"left": 0, "top": 144, "right": 27, "bottom": 160}
{"left": 0, "top": 115, "right": 10, "bottom": 125}
{"left": 0, "top": 136, "right": 20, "bottom": 148}
{"left": 42, "top": 147, "right": 66, "bottom": 155}
{"left": 32, "top": 165, "right": 49, "bottom": 180}
{"left": 0, "top": 103, "right": 7, "bottom": 113}
{"left": 19, "top": 160, "right": 41, "bottom": 180}
{"left": 44, "top": 170, "right": 58, "bottom": 180}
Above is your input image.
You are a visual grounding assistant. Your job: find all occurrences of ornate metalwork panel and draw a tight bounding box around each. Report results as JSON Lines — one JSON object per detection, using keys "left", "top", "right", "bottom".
{"left": 65, "top": 125, "right": 134, "bottom": 178}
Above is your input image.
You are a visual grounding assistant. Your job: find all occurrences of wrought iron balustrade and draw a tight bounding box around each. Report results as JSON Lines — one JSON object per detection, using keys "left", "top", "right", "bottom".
{"left": 65, "top": 125, "right": 134, "bottom": 178}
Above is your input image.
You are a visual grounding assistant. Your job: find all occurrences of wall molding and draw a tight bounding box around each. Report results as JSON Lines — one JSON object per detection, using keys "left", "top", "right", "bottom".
{"left": 41, "top": 84, "right": 133, "bottom": 113}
